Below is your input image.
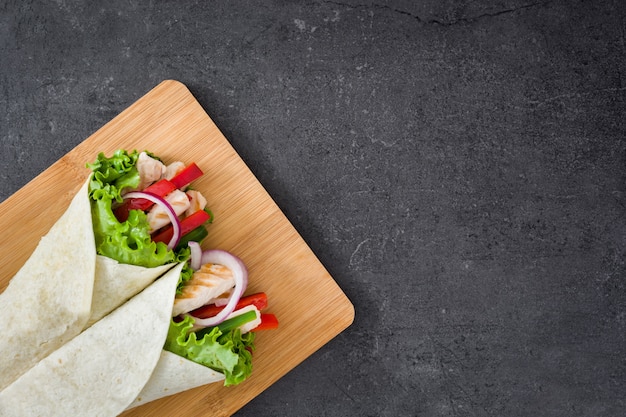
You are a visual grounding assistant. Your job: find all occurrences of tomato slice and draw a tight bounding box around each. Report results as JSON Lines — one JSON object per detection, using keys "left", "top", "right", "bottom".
{"left": 190, "top": 292, "right": 268, "bottom": 319}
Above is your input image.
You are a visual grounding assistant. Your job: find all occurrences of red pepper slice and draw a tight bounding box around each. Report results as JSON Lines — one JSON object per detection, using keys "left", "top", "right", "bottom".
{"left": 171, "top": 163, "right": 203, "bottom": 189}
{"left": 190, "top": 292, "right": 269, "bottom": 319}
{"left": 255, "top": 313, "right": 279, "bottom": 331}
{"left": 114, "top": 179, "right": 177, "bottom": 221}
{"left": 129, "top": 179, "right": 177, "bottom": 210}
{"left": 152, "top": 209, "right": 212, "bottom": 244}
{"left": 113, "top": 161, "right": 203, "bottom": 222}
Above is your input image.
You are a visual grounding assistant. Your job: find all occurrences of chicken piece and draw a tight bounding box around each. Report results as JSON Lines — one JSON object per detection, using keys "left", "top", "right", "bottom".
{"left": 185, "top": 190, "right": 208, "bottom": 217}
{"left": 172, "top": 263, "right": 235, "bottom": 316}
{"left": 136, "top": 152, "right": 166, "bottom": 190}
{"left": 146, "top": 189, "right": 190, "bottom": 231}
{"left": 164, "top": 161, "right": 186, "bottom": 181}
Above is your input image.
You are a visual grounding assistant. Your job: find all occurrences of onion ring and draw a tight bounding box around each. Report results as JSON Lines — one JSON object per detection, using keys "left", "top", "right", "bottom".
{"left": 188, "top": 241, "right": 202, "bottom": 271}
{"left": 188, "top": 249, "right": 248, "bottom": 327}
{"left": 123, "top": 191, "right": 182, "bottom": 250}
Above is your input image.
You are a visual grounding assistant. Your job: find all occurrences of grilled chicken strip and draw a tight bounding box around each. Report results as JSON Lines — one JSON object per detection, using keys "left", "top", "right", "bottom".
{"left": 172, "top": 263, "right": 235, "bottom": 317}
{"left": 146, "top": 189, "right": 190, "bottom": 231}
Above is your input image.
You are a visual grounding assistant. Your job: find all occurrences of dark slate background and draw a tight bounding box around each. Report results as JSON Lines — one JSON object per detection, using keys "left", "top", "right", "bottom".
{"left": 1, "top": 1, "right": 625, "bottom": 416}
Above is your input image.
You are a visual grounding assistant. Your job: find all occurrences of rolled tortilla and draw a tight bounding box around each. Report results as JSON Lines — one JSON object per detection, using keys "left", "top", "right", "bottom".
{"left": 0, "top": 263, "right": 183, "bottom": 417}
{"left": 0, "top": 180, "right": 95, "bottom": 391}
{"left": 128, "top": 350, "right": 225, "bottom": 409}
{"left": 88, "top": 255, "right": 173, "bottom": 326}
{"left": 0, "top": 177, "right": 175, "bottom": 390}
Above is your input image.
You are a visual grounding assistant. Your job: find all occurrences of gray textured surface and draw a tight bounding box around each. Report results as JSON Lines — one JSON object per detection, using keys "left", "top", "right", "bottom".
{"left": 1, "top": 1, "right": 625, "bottom": 416}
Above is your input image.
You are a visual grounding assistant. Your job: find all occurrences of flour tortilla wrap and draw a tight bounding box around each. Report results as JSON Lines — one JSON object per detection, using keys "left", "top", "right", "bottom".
{"left": 0, "top": 177, "right": 174, "bottom": 390}
{"left": 89, "top": 255, "right": 173, "bottom": 326}
{"left": 129, "top": 350, "right": 225, "bottom": 408}
{"left": 0, "top": 263, "right": 227, "bottom": 415}
{"left": 0, "top": 263, "right": 183, "bottom": 417}
{"left": 0, "top": 180, "right": 95, "bottom": 391}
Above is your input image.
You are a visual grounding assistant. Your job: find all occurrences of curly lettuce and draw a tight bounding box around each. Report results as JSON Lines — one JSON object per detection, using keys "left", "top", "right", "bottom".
{"left": 87, "top": 149, "right": 176, "bottom": 268}
{"left": 87, "top": 149, "right": 141, "bottom": 202}
{"left": 177, "top": 261, "right": 195, "bottom": 294}
{"left": 164, "top": 316, "right": 255, "bottom": 386}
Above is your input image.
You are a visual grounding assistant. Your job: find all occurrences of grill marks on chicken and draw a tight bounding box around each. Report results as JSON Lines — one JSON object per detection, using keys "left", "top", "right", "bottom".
{"left": 172, "top": 263, "right": 235, "bottom": 316}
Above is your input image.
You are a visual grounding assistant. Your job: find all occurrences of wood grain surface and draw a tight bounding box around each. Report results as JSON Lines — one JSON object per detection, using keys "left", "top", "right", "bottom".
{"left": 0, "top": 80, "right": 354, "bottom": 417}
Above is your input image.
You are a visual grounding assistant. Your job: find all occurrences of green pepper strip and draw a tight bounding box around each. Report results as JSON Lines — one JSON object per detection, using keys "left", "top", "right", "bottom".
{"left": 195, "top": 309, "right": 258, "bottom": 339}
{"left": 176, "top": 225, "right": 209, "bottom": 250}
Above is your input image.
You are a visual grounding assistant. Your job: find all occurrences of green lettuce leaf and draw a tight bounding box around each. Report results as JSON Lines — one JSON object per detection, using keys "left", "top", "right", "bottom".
{"left": 164, "top": 316, "right": 255, "bottom": 386}
{"left": 177, "top": 261, "right": 195, "bottom": 294}
{"left": 87, "top": 149, "right": 176, "bottom": 268}
{"left": 87, "top": 149, "right": 141, "bottom": 202}
{"left": 90, "top": 196, "right": 176, "bottom": 267}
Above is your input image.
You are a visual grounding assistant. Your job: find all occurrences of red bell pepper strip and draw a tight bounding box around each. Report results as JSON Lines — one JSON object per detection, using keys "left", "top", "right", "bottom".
{"left": 129, "top": 179, "right": 177, "bottom": 210}
{"left": 170, "top": 163, "right": 203, "bottom": 189}
{"left": 114, "top": 179, "right": 177, "bottom": 221}
{"left": 113, "top": 163, "right": 202, "bottom": 222}
{"left": 190, "top": 292, "right": 269, "bottom": 319}
{"left": 255, "top": 313, "right": 279, "bottom": 331}
{"left": 152, "top": 209, "right": 212, "bottom": 244}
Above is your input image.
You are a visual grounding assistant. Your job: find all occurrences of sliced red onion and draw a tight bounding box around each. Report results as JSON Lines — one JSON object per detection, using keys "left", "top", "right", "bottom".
{"left": 188, "top": 241, "right": 202, "bottom": 271}
{"left": 188, "top": 250, "right": 248, "bottom": 327}
{"left": 123, "top": 191, "right": 182, "bottom": 250}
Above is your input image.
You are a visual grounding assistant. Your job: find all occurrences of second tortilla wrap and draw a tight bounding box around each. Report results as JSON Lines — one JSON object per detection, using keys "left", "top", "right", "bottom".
{"left": 0, "top": 263, "right": 183, "bottom": 417}
{"left": 0, "top": 262, "right": 230, "bottom": 415}
{"left": 129, "top": 350, "right": 225, "bottom": 409}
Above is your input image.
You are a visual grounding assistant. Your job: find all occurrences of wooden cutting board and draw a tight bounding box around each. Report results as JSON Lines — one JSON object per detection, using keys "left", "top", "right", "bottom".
{"left": 0, "top": 80, "right": 354, "bottom": 417}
